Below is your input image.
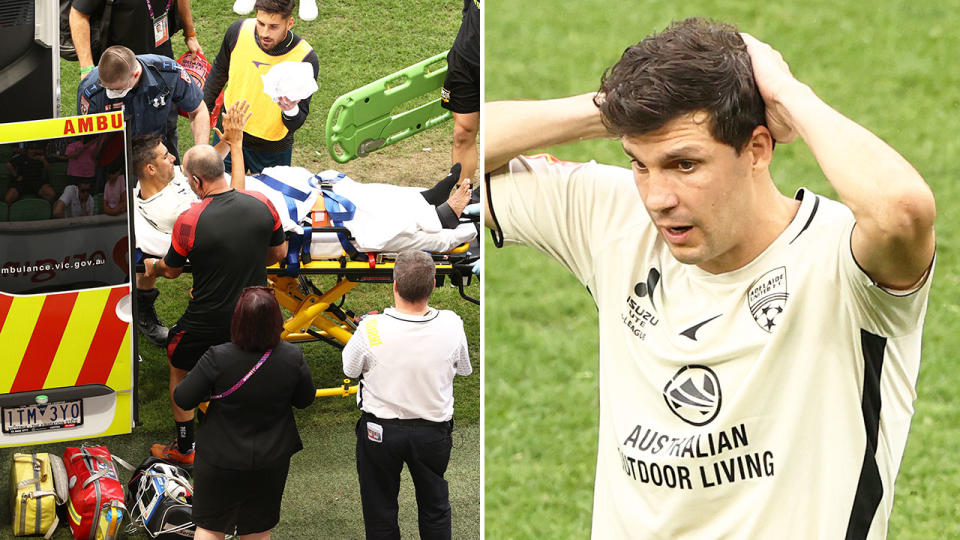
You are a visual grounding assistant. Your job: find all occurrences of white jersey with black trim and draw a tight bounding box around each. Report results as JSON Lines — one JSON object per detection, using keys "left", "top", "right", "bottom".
{"left": 135, "top": 168, "right": 199, "bottom": 234}
{"left": 489, "top": 155, "right": 933, "bottom": 539}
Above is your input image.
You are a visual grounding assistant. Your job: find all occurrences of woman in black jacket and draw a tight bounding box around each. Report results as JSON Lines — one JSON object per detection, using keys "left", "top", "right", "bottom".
{"left": 175, "top": 286, "right": 315, "bottom": 539}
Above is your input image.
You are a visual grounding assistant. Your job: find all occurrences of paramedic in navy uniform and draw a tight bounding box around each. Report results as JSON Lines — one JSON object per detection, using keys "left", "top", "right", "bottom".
{"left": 343, "top": 250, "right": 473, "bottom": 540}
{"left": 484, "top": 18, "right": 936, "bottom": 540}
{"left": 77, "top": 45, "right": 210, "bottom": 162}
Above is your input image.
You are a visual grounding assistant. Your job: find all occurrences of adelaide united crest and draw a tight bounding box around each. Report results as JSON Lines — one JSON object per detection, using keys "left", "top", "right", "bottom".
{"left": 747, "top": 267, "right": 788, "bottom": 332}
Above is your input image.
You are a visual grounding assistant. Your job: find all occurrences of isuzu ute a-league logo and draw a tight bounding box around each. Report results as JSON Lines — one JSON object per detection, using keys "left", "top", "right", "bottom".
{"left": 662, "top": 365, "right": 722, "bottom": 426}
{"left": 748, "top": 267, "right": 789, "bottom": 332}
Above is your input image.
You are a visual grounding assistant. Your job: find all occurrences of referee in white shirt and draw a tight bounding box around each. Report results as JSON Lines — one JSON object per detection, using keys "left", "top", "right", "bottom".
{"left": 342, "top": 250, "right": 473, "bottom": 540}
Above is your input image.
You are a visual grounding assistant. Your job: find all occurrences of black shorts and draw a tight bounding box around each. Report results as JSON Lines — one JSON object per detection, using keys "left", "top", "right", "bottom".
{"left": 192, "top": 456, "right": 290, "bottom": 535}
{"left": 166, "top": 323, "right": 231, "bottom": 371}
{"left": 441, "top": 48, "right": 479, "bottom": 114}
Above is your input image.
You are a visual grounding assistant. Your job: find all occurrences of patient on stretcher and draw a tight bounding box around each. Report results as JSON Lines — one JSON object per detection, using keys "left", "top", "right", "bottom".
{"left": 130, "top": 134, "right": 478, "bottom": 258}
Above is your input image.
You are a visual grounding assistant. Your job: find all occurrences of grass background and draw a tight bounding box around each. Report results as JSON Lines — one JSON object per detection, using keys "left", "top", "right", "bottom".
{"left": 485, "top": 0, "right": 960, "bottom": 538}
{"left": 0, "top": 0, "right": 479, "bottom": 538}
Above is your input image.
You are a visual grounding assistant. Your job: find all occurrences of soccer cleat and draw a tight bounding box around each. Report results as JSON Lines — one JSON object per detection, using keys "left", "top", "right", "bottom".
{"left": 150, "top": 441, "right": 195, "bottom": 467}
{"left": 136, "top": 288, "right": 169, "bottom": 346}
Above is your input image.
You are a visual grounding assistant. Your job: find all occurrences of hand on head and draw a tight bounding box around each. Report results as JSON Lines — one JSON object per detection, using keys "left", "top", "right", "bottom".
{"left": 740, "top": 33, "right": 802, "bottom": 144}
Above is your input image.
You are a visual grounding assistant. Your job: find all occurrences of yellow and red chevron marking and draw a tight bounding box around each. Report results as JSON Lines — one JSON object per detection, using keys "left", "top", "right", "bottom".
{"left": 0, "top": 286, "right": 131, "bottom": 394}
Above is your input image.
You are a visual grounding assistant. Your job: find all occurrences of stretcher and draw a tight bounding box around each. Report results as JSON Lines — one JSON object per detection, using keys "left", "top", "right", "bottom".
{"left": 134, "top": 168, "right": 479, "bottom": 399}
{"left": 325, "top": 51, "right": 451, "bottom": 163}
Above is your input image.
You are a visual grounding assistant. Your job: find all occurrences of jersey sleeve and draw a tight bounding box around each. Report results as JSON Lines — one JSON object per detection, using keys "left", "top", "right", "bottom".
{"left": 450, "top": 315, "right": 472, "bottom": 376}
{"left": 70, "top": 0, "right": 104, "bottom": 17}
{"left": 488, "top": 153, "right": 644, "bottom": 286}
{"left": 164, "top": 202, "right": 203, "bottom": 268}
{"left": 836, "top": 219, "right": 934, "bottom": 338}
{"left": 342, "top": 318, "right": 375, "bottom": 378}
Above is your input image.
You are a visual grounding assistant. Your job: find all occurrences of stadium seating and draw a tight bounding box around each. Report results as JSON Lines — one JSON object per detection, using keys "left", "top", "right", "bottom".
{"left": 48, "top": 161, "right": 70, "bottom": 195}
{"left": 8, "top": 198, "right": 50, "bottom": 221}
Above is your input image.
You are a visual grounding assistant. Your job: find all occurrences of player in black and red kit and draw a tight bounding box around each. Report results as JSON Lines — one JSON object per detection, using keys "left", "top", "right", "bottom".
{"left": 145, "top": 142, "right": 286, "bottom": 465}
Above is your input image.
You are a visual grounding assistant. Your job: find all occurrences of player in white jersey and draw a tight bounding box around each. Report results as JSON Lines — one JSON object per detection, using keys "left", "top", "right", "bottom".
{"left": 484, "top": 19, "right": 935, "bottom": 539}
{"left": 128, "top": 102, "right": 250, "bottom": 345}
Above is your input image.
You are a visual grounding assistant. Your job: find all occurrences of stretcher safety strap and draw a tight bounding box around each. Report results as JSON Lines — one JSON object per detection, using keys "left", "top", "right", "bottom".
{"left": 256, "top": 173, "right": 315, "bottom": 276}
{"left": 322, "top": 189, "right": 359, "bottom": 258}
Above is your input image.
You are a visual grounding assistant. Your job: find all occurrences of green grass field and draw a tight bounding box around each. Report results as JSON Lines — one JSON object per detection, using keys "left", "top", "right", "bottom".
{"left": 0, "top": 1, "right": 479, "bottom": 538}
{"left": 485, "top": 1, "right": 960, "bottom": 538}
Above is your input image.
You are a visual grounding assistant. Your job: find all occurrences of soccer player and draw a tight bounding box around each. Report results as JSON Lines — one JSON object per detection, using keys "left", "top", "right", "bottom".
{"left": 484, "top": 18, "right": 935, "bottom": 538}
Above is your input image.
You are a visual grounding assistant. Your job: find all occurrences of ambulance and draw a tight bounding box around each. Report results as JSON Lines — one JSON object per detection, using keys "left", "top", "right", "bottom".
{"left": 0, "top": 112, "right": 138, "bottom": 447}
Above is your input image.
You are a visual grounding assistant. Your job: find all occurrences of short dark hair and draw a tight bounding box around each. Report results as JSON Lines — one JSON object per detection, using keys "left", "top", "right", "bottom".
{"left": 130, "top": 134, "right": 164, "bottom": 177}
{"left": 255, "top": 0, "right": 295, "bottom": 18}
{"left": 231, "top": 286, "right": 284, "bottom": 351}
{"left": 394, "top": 251, "right": 436, "bottom": 303}
{"left": 98, "top": 45, "right": 137, "bottom": 85}
{"left": 596, "top": 18, "right": 766, "bottom": 152}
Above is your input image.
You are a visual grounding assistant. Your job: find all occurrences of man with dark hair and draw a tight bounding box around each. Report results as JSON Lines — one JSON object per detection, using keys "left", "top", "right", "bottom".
{"left": 203, "top": 0, "right": 320, "bottom": 173}
{"left": 77, "top": 45, "right": 210, "bottom": 163}
{"left": 484, "top": 18, "right": 935, "bottom": 538}
{"left": 441, "top": 0, "right": 480, "bottom": 187}
{"left": 343, "top": 250, "right": 472, "bottom": 540}
{"left": 144, "top": 141, "right": 286, "bottom": 465}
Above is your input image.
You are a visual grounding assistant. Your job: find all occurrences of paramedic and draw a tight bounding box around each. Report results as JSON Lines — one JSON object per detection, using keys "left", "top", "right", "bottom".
{"left": 77, "top": 45, "right": 210, "bottom": 163}
{"left": 343, "top": 250, "right": 473, "bottom": 539}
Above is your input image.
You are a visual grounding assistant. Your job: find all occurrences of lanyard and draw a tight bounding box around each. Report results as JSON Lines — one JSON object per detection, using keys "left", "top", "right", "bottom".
{"left": 210, "top": 348, "right": 272, "bottom": 400}
{"left": 146, "top": 0, "right": 173, "bottom": 20}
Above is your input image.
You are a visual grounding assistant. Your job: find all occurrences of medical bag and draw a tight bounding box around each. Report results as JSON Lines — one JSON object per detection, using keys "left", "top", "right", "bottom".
{"left": 10, "top": 452, "right": 68, "bottom": 538}
{"left": 126, "top": 457, "right": 196, "bottom": 539}
{"left": 63, "top": 445, "right": 125, "bottom": 540}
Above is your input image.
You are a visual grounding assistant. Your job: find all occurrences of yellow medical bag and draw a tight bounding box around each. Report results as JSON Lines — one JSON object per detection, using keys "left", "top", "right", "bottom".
{"left": 10, "top": 452, "right": 67, "bottom": 538}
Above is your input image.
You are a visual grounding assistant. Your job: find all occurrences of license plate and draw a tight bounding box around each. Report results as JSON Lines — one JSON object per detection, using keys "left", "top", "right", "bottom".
{"left": 2, "top": 400, "right": 84, "bottom": 434}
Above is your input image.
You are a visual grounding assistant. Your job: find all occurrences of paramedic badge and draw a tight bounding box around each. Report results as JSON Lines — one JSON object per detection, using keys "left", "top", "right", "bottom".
{"left": 748, "top": 266, "right": 788, "bottom": 333}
